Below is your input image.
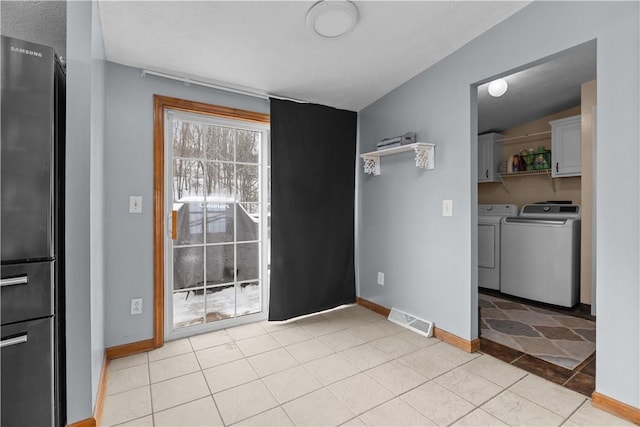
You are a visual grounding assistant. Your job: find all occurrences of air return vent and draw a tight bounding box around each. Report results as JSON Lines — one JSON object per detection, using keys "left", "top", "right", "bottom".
{"left": 388, "top": 307, "right": 434, "bottom": 337}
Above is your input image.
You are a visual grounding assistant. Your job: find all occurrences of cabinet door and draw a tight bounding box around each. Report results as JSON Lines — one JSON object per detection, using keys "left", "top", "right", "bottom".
{"left": 551, "top": 116, "right": 581, "bottom": 177}
{"left": 478, "top": 133, "right": 502, "bottom": 182}
{"left": 477, "top": 135, "right": 491, "bottom": 182}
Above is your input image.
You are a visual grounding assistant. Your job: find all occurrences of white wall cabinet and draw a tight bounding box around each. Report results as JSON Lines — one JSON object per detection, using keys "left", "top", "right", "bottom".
{"left": 477, "top": 133, "right": 503, "bottom": 183}
{"left": 550, "top": 115, "right": 581, "bottom": 177}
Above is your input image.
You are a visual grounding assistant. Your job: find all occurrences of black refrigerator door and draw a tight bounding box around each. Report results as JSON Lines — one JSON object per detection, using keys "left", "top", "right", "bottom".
{"left": 1, "top": 317, "right": 54, "bottom": 427}
{"left": 1, "top": 36, "right": 56, "bottom": 263}
{"left": 1, "top": 261, "right": 54, "bottom": 324}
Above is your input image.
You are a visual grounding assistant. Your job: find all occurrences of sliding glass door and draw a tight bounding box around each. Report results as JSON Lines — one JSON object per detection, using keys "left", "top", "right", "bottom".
{"left": 165, "top": 109, "right": 269, "bottom": 339}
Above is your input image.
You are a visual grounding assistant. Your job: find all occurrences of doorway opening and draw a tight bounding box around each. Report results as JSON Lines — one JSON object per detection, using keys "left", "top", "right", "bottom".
{"left": 153, "top": 96, "right": 270, "bottom": 345}
{"left": 473, "top": 41, "right": 597, "bottom": 396}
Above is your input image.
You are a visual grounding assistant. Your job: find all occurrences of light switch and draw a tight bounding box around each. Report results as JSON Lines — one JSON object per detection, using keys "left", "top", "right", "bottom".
{"left": 443, "top": 199, "right": 453, "bottom": 217}
{"left": 129, "top": 196, "right": 142, "bottom": 214}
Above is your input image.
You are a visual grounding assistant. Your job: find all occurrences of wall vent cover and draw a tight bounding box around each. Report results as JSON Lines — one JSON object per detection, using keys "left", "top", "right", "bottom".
{"left": 388, "top": 307, "right": 434, "bottom": 337}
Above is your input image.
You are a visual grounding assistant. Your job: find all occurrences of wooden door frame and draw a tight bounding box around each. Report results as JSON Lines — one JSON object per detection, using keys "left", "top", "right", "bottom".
{"left": 153, "top": 95, "right": 270, "bottom": 348}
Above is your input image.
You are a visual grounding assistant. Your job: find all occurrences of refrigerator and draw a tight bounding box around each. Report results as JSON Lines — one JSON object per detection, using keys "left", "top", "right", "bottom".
{"left": 1, "top": 36, "right": 66, "bottom": 427}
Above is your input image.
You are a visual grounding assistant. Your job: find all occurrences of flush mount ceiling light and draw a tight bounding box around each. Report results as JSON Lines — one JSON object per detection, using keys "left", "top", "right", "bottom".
{"left": 306, "top": 0, "right": 359, "bottom": 39}
{"left": 488, "top": 78, "right": 508, "bottom": 97}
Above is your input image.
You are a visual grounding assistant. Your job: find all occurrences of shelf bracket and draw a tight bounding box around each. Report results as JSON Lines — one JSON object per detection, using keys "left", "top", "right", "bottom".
{"left": 413, "top": 145, "right": 434, "bottom": 170}
{"left": 497, "top": 174, "right": 511, "bottom": 194}
{"left": 549, "top": 172, "right": 558, "bottom": 193}
{"left": 362, "top": 155, "right": 381, "bottom": 176}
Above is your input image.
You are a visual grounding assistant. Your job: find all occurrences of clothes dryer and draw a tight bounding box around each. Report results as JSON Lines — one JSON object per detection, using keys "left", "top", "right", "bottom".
{"left": 478, "top": 204, "right": 519, "bottom": 290}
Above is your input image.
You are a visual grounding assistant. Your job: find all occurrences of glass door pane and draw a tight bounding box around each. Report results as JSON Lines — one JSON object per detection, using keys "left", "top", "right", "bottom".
{"left": 167, "top": 110, "right": 267, "bottom": 336}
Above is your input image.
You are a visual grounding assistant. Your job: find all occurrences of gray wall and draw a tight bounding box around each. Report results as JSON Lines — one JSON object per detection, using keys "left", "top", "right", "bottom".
{"left": 17, "top": 0, "right": 639, "bottom": 416}
{"left": 103, "top": 62, "right": 269, "bottom": 347}
{"left": 358, "top": 1, "right": 639, "bottom": 408}
{"left": 0, "top": 0, "right": 102, "bottom": 423}
{"left": 66, "top": 0, "right": 106, "bottom": 422}
{"left": 89, "top": 0, "right": 106, "bottom": 410}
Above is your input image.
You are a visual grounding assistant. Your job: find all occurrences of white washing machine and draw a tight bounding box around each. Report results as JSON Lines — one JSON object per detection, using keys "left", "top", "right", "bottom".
{"left": 478, "top": 204, "right": 519, "bottom": 290}
{"left": 501, "top": 204, "right": 581, "bottom": 307}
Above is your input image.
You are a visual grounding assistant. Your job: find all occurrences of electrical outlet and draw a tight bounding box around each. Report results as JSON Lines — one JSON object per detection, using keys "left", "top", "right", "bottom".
{"left": 130, "top": 298, "right": 142, "bottom": 315}
{"left": 377, "top": 272, "right": 384, "bottom": 286}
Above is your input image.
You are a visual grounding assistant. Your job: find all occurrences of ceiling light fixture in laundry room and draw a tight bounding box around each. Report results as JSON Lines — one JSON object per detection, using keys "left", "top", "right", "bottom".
{"left": 488, "top": 78, "right": 509, "bottom": 97}
{"left": 306, "top": 0, "right": 359, "bottom": 39}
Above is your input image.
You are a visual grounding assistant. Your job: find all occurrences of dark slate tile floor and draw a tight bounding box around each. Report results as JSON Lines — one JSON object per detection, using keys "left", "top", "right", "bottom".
{"left": 480, "top": 338, "right": 596, "bottom": 397}
{"left": 479, "top": 291, "right": 596, "bottom": 398}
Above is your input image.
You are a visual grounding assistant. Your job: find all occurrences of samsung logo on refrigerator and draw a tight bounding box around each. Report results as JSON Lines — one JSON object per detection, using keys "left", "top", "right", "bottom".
{"left": 10, "top": 46, "right": 43, "bottom": 57}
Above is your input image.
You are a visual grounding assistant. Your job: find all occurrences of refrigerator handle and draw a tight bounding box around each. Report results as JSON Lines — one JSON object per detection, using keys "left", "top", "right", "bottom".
{"left": 0, "top": 276, "right": 28, "bottom": 287}
{"left": 0, "top": 334, "right": 28, "bottom": 348}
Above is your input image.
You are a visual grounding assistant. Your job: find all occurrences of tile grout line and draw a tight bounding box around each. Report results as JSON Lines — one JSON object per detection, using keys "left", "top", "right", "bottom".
{"left": 146, "top": 355, "right": 155, "bottom": 427}
{"left": 257, "top": 320, "right": 435, "bottom": 424}
{"left": 112, "top": 321, "right": 444, "bottom": 425}
{"left": 511, "top": 352, "right": 526, "bottom": 365}
{"left": 234, "top": 310, "right": 376, "bottom": 424}
{"left": 151, "top": 336, "right": 272, "bottom": 426}
{"left": 111, "top": 307, "right": 601, "bottom": 427}
{"left": 504, "top": 373, "right": 589, "bottom": 422}
{"left": 191, "top": 336, "right": 230, "bottom": 427}
{"left": 478, "top": 388, "right": 514, "bottom": 426}
{"left": 563, "top": 370, "right": 580, "bottom": 387}
{"left": 444, "top": 353, "right": 586, "bottom": 425}
{"left": 339, "top": 340, "right": 486, "bottom": 425}
{"left": 148, "top": 341, "right": 212, "bottom": 423}
{"left": 481, "top": 337, "right": 595, "bottom": 398}
{"left": 227, "top": 311, "right": 383, "bottom": 425}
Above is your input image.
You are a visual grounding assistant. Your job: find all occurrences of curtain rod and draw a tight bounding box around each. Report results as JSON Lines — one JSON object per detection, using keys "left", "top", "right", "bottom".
{"left": 140, "top": 69, "right": 305, "bottom": 103}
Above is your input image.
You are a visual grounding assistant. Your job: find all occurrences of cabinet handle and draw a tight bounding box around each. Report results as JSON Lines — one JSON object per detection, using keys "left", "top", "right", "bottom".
{"left": 0, "top": 276, "right": 28, "bottom": 287}
{"left": 556, "top": 162, "right": 559, "bottom": 173}
{"left": 485, "top": 170, "right": 489, "bottom": 179}
{"left": 0, "top": 334, "right": 28, "bottom": 348}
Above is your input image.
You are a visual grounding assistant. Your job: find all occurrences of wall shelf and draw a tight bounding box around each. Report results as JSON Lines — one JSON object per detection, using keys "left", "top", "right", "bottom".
{"left": 361, "top": 142, "right": 435, "bottom": 176}
{"left": 498, "top": 168, "right": 558, "bottom": 193}
{"left": 499, "top": 169, "right": 551, "bottom": 178}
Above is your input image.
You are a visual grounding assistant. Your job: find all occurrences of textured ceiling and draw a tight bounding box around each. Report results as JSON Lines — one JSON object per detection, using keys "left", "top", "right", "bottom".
{"left": 478, "top": 40, "right": 597, "bottom": 133}
{"left": 1, "top": 0, "right": 67, "bottom": 61}
{"left": 1, "top": 1, "right": 596, "bottom": 132}
{"left": 98, "top": 1, "right": 530, "bottom": 111}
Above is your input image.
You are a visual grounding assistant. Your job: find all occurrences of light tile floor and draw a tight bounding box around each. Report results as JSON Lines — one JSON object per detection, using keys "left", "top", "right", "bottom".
{"left": 103, "top": 304, "right": 633, "bottom": 426}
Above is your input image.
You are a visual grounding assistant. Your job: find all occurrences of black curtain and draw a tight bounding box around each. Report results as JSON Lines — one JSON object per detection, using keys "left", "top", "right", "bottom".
{"left": 269, "top": 98, "right": 357, "bottom": 321}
